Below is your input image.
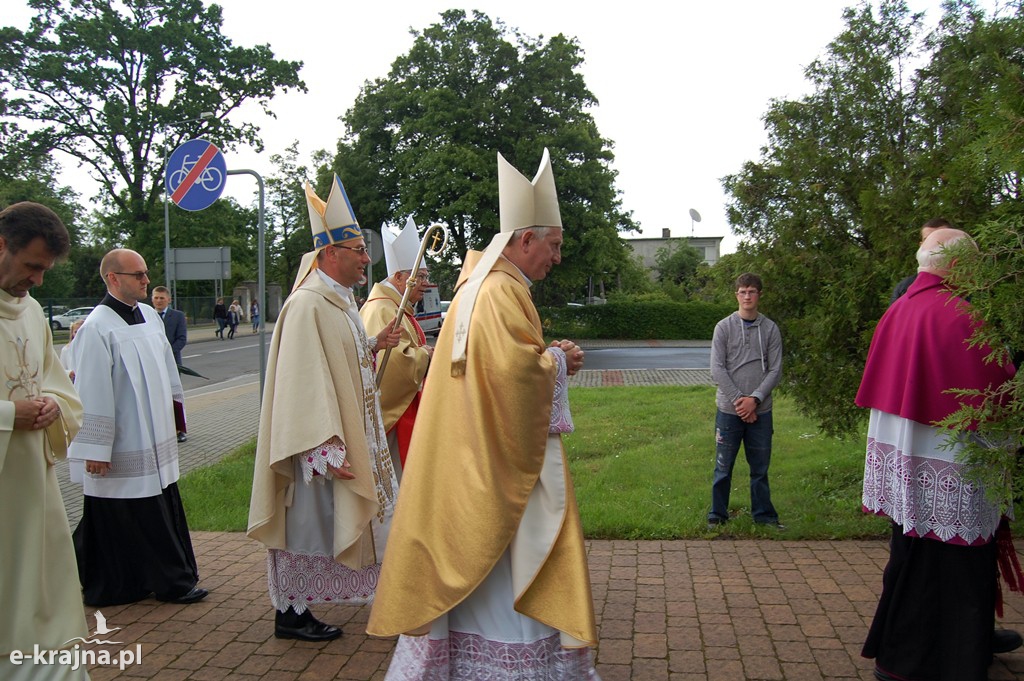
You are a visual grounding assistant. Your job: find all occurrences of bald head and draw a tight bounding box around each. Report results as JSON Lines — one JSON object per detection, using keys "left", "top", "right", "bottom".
{"left": 916, "top": 228, "right": 975, "bottom": 278}
{"left": 99, "top": 248, "right": 150, "bottom": 303}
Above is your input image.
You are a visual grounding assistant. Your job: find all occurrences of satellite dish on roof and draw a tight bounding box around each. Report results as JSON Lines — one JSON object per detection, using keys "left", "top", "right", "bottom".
{"left": 688, "top": 208, "right": 701, "bottom": 237}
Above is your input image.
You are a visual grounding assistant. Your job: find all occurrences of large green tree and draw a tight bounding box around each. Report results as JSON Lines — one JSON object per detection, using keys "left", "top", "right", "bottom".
{"left": 0, "top": 154, "right": 83, "bottom": 300}
{"left": 722, "top": 0, "right": 1024, "bottom": 437}
{"left": 330, "top": 9, "right": 636, "bottom": 304}
{"left": 264, "top": 141, "right": 315, "bottom": 288}
{"left": 929, "top": 3, "right": 1024, "bottom": 497}
{"left": 0, "top": 0, "right": 305, "bottom": 268}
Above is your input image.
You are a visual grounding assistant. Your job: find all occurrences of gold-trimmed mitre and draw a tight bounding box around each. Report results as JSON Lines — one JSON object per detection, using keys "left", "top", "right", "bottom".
{"left": 292, "top": 174, "right": 363, "bottom": 291}
{"left": 450, "top": 148, "right": 561, "bottom": 373}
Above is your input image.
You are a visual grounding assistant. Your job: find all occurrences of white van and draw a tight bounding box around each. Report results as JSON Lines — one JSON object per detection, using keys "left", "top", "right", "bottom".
{"left": 415, "top": 284, "right": 443, "bottom": 336}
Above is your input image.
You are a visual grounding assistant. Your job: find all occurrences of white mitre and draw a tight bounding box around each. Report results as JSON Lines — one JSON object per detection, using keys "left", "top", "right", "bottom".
{"left": 450, "top": 148, "right": 561, "bottom": 373}
{"left": 384, "top": 217, "right": 425, "bottom": 276}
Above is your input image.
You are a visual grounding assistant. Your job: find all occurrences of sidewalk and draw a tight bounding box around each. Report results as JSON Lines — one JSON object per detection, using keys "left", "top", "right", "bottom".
{"left": 54, "top": 337, "right": 1024, "bottom": 680}
{"left": 64, "top": 535, "right": 1024, "bottom": 681}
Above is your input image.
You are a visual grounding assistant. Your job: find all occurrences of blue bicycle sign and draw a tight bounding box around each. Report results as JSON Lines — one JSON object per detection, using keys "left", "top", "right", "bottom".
{"left": 166, "top": 139, "right": 227, "bottom": 211}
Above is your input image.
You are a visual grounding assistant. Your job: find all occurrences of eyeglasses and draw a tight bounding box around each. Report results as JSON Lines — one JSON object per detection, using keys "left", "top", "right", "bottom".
{"left": 413, "top": 273, "right": 431, "bottom": 283}
{"left": 736, "top": 290, "right": 760, "bottom": 298}
{"left": 334, "top": 245, "right": 369, "bottom": 255}
{"left": 113, "top": 271, "right": 149, "bottom": 280}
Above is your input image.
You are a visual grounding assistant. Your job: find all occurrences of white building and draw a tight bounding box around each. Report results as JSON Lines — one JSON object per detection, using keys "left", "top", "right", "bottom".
{"left": 625, "top": 229, "right": 724, "bottom": 278}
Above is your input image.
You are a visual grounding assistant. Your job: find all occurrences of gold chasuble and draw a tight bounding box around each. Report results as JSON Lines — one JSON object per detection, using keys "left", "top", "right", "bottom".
{"left": 0, "top": 290, "right": 87, "bottom": 658}
{"left": 368, "top": 254, "right": 597, "bottom": 646}
{"left": 247, "top": 273, "right": 392, "bottom": 570}
{"left": 359, "top": 282, "right": 429, "bottom": 431}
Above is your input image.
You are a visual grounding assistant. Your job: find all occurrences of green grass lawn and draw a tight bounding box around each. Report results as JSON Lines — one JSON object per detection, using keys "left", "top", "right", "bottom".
{"left": 565, "top": 386, "right": 890, "bottom": 539}
{"left": 179, "top": 439, "right": 256, "bottom": 532}
{"left": 179, "top": 386, "right": 892, "bottom": 539}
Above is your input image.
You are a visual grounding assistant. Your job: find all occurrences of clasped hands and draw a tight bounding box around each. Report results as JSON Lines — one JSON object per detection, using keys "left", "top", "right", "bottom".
{"left": 13, "top": 396, "right": 61, "bottom": 431}
{"left": 550, "top": 339, "right": 585, "bottom": 375}
{"left": 734, "top": 396, "right": 759, "bottom": 423}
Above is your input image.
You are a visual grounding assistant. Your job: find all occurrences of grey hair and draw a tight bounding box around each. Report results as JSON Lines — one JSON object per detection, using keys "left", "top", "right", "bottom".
{"left": 510, "top": 226, "right": 555, "bottom": 243}
{"left": 916, "top": 232, "right": 974, "bottom": 270}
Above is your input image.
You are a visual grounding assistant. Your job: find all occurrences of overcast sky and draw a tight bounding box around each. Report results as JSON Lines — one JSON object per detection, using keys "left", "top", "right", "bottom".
{"left": 11, "top": 0, "right": 967, "bottom": 254}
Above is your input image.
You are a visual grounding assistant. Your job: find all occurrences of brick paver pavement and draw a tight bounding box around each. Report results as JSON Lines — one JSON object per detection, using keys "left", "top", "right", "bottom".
{"left": 54, "top": 334, "right": 1024, "bottom": 680}
{"left": 76, "top": 534, "right": 1024, "bottom": 680}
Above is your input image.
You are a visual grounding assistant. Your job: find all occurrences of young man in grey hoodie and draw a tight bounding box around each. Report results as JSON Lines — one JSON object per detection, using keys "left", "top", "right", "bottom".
{"left": 707, "top": 272, "right": 784, "bottom": 529}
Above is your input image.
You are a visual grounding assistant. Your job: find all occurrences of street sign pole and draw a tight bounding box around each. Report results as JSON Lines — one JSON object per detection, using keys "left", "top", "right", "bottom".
{"left": 227, "top": 169, "right": 267, "bottom": 396}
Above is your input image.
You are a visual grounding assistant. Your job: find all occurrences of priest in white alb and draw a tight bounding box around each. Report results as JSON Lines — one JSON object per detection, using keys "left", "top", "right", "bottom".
{"left": 359, "top": 217, "right": 433, "bottom": 479}
{"left": 247, "top": 174, "right": 401, "bottom": 642}
{"left": 68, "top": 248, "right": 206, "bottom": 607}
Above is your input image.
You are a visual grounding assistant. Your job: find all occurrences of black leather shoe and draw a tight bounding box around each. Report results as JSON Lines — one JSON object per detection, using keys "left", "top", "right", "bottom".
{"left": 157, "top": 587, "right": 208, "bottom": 604}
{"left": 994, "top": 628, "right": 1023, "bottom": 654}
{"left": 274, "top": 608, "right": 342, "bottom": 642}
{"left": 177, "top": 432, "right": 188, "bottom": 443}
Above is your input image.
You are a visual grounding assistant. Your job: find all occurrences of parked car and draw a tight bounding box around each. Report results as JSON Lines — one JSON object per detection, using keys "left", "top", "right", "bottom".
{"left": 50, "top": 306, "right": 95, "bottom": 331}
{"left": 440, "top": 300, "right": 451, "bottom": 322}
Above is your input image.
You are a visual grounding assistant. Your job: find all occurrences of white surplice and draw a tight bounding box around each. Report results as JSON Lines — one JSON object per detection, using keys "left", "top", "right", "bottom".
{"left": 67, "top": 304, "right": 182, "bottom": 497}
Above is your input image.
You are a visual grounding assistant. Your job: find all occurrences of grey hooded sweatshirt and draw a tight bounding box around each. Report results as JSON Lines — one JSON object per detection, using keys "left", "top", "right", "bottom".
{"left": 710, "top": 312, "right": 783, "bottom": 415}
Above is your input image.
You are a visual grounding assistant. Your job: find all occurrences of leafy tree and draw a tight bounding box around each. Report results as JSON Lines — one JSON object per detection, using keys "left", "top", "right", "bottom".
{"left": 939, "top": 225, "right": 1024, "bottom": 495}
{"left": 722, "top": 0, "right": 942, "bottom": 436}
{"left": 654, "top": 242, "right": 704, "bottom": 286}
{"left": 722, "top": 0, "right": 1024, "bottom": 438}
{"left": 0, "top": 154, "right": 84, "bottom": 299}
{"left": 928, "top": 4, "right": 1024, "bottom": 498}
{"left": 332, "top": 9, "right": 636, "bottom": 305}
{"left": 265, "top": 141, "right": 313, "bottom": 287}
{"left": 0, "top": 0, "right": 305, "bottom": 251}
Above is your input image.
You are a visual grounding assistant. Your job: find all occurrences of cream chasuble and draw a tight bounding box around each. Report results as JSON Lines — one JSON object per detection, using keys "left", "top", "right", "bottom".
{"left": 0, "top": 289, "right": 88, "bottom": 659}
{"left": 368, "top": 254, "right": 597, "bottom": 647}
{"left": 248, "top": 270, "right": 397, "bottom": 580}
{"left": 359, "top": 281, "right": 429, "bottom": 431}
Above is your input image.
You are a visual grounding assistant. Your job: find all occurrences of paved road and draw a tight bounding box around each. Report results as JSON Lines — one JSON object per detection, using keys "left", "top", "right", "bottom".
{"left": 174, "top": 333, "right": 712, "bottom": 389}
{"left": 582, "top": 346, "right": 711, "bottom": 370}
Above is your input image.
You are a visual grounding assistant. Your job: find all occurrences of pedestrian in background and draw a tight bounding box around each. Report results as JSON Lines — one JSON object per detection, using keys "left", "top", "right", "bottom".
{"left": 214, "top": 297, "right": 227, "bottom": 340}
{"left": 227, "top": 299, "right": 243, "bottom": 340}
{"left": 250, "top": 299, "right": 260, "bottom": 333}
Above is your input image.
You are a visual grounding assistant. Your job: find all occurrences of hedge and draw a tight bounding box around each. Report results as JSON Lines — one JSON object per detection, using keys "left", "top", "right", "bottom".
{"left": 537, "top": 301, "right": 735, "bottom": 340}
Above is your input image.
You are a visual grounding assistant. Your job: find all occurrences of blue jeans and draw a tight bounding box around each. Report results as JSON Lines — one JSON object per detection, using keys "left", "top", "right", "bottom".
{"left": 709, "top": 409, "right": 778, "bottom": 524}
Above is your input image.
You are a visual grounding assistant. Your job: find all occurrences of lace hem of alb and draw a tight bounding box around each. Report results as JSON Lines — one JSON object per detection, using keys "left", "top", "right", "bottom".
{"left": 385, "top": 630, "right": 600, "bottom": 681}
{"left": 862, "top": 436, "right": 1002, "bottom": 545}
{"left": 267, "top": 549, "right": 379, "bottom": 613}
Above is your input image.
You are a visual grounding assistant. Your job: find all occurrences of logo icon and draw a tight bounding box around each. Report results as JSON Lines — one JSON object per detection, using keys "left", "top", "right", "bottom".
{"left": 63, "top": 610, "right": 123, "bottom": 646}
